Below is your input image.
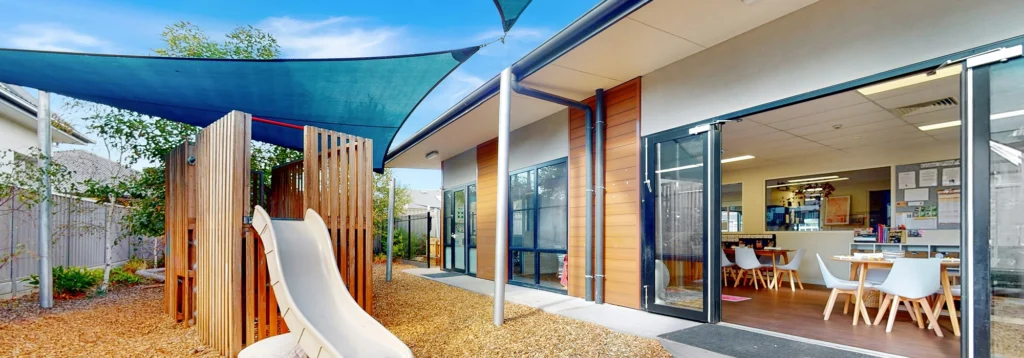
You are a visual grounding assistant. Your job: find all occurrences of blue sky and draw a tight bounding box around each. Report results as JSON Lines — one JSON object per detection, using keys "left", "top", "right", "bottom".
{"left": 0, "top": 0, "right": 598, "bottom": 189}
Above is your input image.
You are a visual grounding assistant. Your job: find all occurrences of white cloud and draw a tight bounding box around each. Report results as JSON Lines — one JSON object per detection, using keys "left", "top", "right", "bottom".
{"left": 260, "top": 16, "right": 406, "bottom": 58}
{"left": 473, "top": 26, "right": 549, "bottom": 43}
{"left": 5, "top": 23, "right": 112, "bottom": 53}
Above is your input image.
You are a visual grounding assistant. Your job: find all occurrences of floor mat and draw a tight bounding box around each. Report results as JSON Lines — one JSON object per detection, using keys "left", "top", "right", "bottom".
{"left": 659, "top": 324, "right": 874, "bottom": 358}
{"left": 423, "top": 272, "right": 464, "bottom": 278}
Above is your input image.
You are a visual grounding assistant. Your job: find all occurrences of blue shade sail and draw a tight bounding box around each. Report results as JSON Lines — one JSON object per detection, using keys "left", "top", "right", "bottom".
{"left": 0, "top": 47, "right": 479, "bottom": 169}
{"left": 493, "top": 0, "right": 533, "bottom": 32}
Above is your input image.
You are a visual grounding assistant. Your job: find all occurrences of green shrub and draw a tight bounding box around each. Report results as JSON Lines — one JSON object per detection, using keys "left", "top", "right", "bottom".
{"left": 23, "top": 266, "right": 101, "bottom": 298}
{"left": 110, "top": 267, "right": 147, "bottom": 286}
{"left": 122, "top": 257, "right": 148, "bottom": 274}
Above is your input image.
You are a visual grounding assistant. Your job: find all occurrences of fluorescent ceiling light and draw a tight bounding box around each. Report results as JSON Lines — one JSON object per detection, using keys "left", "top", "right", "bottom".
{"left": 857, "top": 66, "right": 961, "bottom": 96}
{"left": 992, "top": 109, "right": 1024, "bottom": 121}
{"left": 788, "top": 175, "right": 839, "bottom": 183}
{"left": 804, "top": 188, "right": 823, "bottom": 192}
{"left": 919, "top": 120, "right": 961, "bottom": 131}
{"left": 722, "top": 155, "right": 755, "bottom": 163}
{"left": 767, "top": 177, "right": 849, "bottom": 188}
{"left": 656, "top": 155, "right": 754, "bottom": 174}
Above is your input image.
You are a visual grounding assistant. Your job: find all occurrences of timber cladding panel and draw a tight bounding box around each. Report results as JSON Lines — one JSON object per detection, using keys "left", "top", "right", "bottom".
{"left": 302, "top": 127, "right": 375, "bottom": 313}
{"left": 194, "top": 111, "right": 251, "bottom": 356}
{"left": 568, "top": 78, "right": 642, "bottom": 308}
{"left": 165, "top": 142, "right": 195, "bottom": 326}
{"left": 475, "top": 139, "right": 499, "bottom": 281}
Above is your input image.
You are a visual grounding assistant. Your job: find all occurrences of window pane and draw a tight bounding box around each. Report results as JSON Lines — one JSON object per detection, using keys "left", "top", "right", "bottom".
{"left": 988, "top": 59, "right": 1024, "bottom": 357}
{"left": 510, "top": 171, "right": 535, "bottom": 248}
{"left": 655, "top": 137, "right": 704, "bottom": 312}
{"left": 510, "top": 251, "right": 535, "bottom": 283}
{"left": 468, "top": 185, "right": 477, "bottom": 247}
{"left": 537, "top": 207, "right": 567, "bottom": 250}
{"left": 764, "top": 167, "right": 890, "bottom": 231}
{"left": 539, "top": 253, "right": 567, "bottom": 290}
{"left": 537, "top": 163, "right": 567, "bottom": 207}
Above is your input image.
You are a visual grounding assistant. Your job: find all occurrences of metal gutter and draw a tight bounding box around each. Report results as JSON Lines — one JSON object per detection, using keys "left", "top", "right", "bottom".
{"left": 384, "top": 0, "right": 651, "bottom": 164}
{"left": 510, "top": 79, "right": 594, "bottom": 301}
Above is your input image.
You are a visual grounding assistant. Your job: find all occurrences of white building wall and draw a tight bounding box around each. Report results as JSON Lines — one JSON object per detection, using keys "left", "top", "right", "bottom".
{"left": 441, "top": 108, "right": 569, "bottom": 188}
{"left": 0, "top": 116, "right": 39, "bottom": 154}
{"left": 441, "top": 147, "right": 476, "bottom": 189}
{"left": 642, "top": 0, "right": 1024, "bottom": 135}
{"left": 509, "top": 109, "right": 568, "bottom": 172}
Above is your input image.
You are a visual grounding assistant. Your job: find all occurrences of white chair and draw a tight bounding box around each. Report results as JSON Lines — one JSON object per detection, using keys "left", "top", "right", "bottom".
{"left": 816, "top": 254, "right": 874, "bottom": 324}
{"left": 928, "top": 284, "right": 961, "bottom": 332}
{"left": 872, "top": 258, "right": 944, "bottom": 337}
{"left": 654, "top": 259, "right": 670, "bottom": 301}
{"left": 721, "top": 249, "right": 737, "bottom": 286}
{"left": 734, "top": 247, "right": 769, "bottom": 290}
{"left": 773, "top": 248, "right": 805, "bottom": 291}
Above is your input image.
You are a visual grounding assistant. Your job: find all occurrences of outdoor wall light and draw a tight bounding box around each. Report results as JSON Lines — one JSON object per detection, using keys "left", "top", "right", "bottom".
{"left": 187, "top": 156, "right": 196, "bottom": 165}
{"left": 425, "top": 150, "right": 439, "bottom": 160}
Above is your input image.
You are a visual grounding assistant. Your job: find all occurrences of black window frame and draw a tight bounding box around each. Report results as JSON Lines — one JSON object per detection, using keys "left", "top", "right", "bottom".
{"left": 507, "top": 157, "right": 569, "bottom": 294}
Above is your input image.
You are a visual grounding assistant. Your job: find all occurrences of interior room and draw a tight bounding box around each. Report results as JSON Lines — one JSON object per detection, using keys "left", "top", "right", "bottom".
{"left": 715, "top": 67, "right": 964, "bottom": 357}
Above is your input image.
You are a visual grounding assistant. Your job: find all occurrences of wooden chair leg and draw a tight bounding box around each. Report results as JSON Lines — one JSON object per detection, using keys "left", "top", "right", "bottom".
{"left": 903, "top": 300, "right": 918, "bottom": 323}
{"left": 788, "top": 270, "right": 796, "bottom": 291}
{"left": 734, "top": 270, "right": 743, "bottom": 287}
{"left": 875, "top": 293, "right": 893, "bottom": 326}
{"left": 913, "top": 301, "right": 925, "bottom": 329}
{"left": 794, "top": 271, "right": 804, "bottom": 290}
{"left": 722, "top": 268, "right": 730, "bottom": 287}
{"left": 929, "top": 295, "right": 946, "bottom": 330}
{"left": 844, "top": 293, "right": 851, "bottom": 315}
{"left": 757, "top": 270, "right": 768, "bottom": 289}
{"left": 752, "top": 270, "right": 760, "bottom": 290}
{"left": 824, "top": 288, "right": 839, "bottom": 320}
{"left": 919, "top": 298, "right": 944, "bottom": 337}
{"left": 858, "top": 296, "right": 872, "bottom": 325}
{"left": 886, "top": 295, "right": 901, "bottom": 333}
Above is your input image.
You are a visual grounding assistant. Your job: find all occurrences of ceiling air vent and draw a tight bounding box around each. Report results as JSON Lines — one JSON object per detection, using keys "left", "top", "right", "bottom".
{"left": 890, "top": 97, "right": 958, "bottom": 117}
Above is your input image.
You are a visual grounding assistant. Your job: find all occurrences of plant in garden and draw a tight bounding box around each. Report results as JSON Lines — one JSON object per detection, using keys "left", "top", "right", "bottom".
{"left": 122, "top": 257, "right": 148, "bottom": 274}
{"left": 110, "top": 267, "right": 148, "bottom": 286}
{"left": 373, "top": 169, "right": 413, "bottom": 250}
{"left": 24, "top": 266, "right": 102, "bottom": 299}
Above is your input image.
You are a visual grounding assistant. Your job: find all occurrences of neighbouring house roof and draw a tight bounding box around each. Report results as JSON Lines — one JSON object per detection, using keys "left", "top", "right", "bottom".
{"left": 52, "top": 149, "right": 139, "bottom": 192}
{"left": 0, "top": 82, "right": 93, "bottom": 145}
{"left": 0, "top": 46, "right": 480, "bottom": 170}
{"left": 406, "top": 189, "right": 442, "bottom": 210}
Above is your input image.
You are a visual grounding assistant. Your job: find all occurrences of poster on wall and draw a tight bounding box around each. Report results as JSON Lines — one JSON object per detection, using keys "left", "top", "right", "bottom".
{"left": 824, "top": 195, "right": 851, "bottom": 225}
{"left": 898, "top": 171, "right": 916, "bottom": 189}
{"left": 919, "top": 168, "right": 938, "bottom": 187}
{"left": 938, "top": 188, "right": 961, "bottom": 224}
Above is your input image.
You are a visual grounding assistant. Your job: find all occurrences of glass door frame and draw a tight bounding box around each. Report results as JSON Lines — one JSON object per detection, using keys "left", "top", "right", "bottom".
{"left": 640, "top": 121, "right": 723, "bottom": 323}
{"left": 443, "top": 183, "right": 476, "bottom": 275}
{"left": 506, "top": 157, "right": 570, "bottom": 294}
{"left": 962, "top": 44, "right": 1024, "bottom": 358}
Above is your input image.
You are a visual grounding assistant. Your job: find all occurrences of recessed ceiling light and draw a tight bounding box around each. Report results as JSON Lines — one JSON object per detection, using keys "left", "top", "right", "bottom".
{"left": 918, "top": 120, "right": 961, "bottom": 131}
{"left": 857, "top": 66, "right": 961, "bottom": 96}
{"left": 425, "top": 150, "right": 439, "bottom": 160}
{"left": 655, "top": 155, "right": 755, "bottom": 174}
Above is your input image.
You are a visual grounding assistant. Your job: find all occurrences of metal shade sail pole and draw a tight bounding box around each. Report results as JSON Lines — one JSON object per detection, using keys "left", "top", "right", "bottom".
{"left": 494, "top": 67, "right": 513, "bottom": 326}
{"left": 386, "top": 178, "right": 395, "bottom": 282}
{"left": 36, "top": 91, "right": 53, "bottom": 308}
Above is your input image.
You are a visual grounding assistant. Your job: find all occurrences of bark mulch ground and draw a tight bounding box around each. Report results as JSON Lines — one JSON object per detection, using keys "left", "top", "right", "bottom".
{"left": 372, "top": 264, "right": 671, "bottom": 357}
{"left": 0, "top": 265, "right": 670, "bottom": 357}
{"left": 0, "top": 285, "right": 218, "bottom": 357}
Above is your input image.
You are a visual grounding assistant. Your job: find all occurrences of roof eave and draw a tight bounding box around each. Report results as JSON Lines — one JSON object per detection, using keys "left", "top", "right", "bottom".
{"left": 384, "top": 0, "right": 651, "bottom": 165}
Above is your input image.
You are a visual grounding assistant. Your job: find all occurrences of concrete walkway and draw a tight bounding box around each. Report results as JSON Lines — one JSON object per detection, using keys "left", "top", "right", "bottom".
{"left": 403, "top": 267, "right": 727, "bottom": 357}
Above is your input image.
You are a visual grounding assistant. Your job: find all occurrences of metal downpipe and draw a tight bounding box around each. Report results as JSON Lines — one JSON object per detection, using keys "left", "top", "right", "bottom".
{"left": 509, "top": 80, "right": 594, "bottom": 301}
{"left": 594, "top": 88, "right": 605, "bottom": 304}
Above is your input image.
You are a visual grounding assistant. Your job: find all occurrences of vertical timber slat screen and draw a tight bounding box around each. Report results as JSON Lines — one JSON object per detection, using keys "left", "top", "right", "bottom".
{"left": 301, "top": 126, "right": 374, "bottom": 313}
{"left": 269, "top": 160, "right": 304, "bottom": 218}
{"left": 165, "top": 142, "right": 196, "bottom": 325}
{"left": 195, "top": 110, "right": 251, "bottom": 356}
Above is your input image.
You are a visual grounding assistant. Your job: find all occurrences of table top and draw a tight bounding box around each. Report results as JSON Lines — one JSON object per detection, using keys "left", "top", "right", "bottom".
{"left": 829, "top": 255, "right": 961, "bottom": 266}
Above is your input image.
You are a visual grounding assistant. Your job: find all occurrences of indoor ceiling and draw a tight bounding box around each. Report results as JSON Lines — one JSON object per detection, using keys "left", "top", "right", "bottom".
{"left": 720, "top": 68, "right": 962, "bottom": 172}
{"left": 387, "top": 0, "right": 819, "bottom": 169}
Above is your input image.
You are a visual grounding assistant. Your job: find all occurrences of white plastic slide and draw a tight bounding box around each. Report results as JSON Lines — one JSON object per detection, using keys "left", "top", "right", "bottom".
{"left": 249, "top": 205, "right": 413, "bottom": 358}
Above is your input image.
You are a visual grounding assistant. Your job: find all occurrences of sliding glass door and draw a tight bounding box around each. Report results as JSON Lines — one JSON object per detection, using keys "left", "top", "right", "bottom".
{"left": 444, "top": 184, "right": 476, "bottom": 274}
{"left": 642, "top": 122, "right": 721, "bottom": 322}
{"left": 964, "top": 45, "right": 1024, "bottom": 357}
{"left": 509, "top": 159, "right": 569, "bottom": 292}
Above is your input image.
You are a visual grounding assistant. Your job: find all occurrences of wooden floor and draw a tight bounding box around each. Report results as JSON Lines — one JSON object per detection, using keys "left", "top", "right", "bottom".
{"left": 721, "top": 282, "right": 960, "bottom": 358}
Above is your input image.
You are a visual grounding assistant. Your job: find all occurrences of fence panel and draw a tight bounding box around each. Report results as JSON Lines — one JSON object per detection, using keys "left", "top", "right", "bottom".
{"left": 392, "top": 212, "right": 433, "bottom": 265}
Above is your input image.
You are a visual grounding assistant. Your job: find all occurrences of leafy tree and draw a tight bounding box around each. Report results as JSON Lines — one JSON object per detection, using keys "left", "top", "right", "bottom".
{"left": 0, "top": 148, "right": 75, "bottom": 272}
{"left": 372, "top": 169, "right": 413, "bottom": 250}
{"left": 67, "top": 21, "right": 296, "bottom": 289}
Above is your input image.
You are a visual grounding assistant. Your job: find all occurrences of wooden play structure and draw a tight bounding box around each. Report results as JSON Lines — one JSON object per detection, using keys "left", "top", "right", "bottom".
{"left": 164, "top": 111, "right": 376, "bottom": 356}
